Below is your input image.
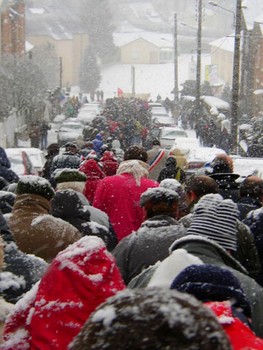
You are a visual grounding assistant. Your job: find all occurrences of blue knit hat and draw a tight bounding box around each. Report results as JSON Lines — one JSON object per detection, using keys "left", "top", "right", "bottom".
{"left": 170, "top": 264, "right": 251, "bottom": 318}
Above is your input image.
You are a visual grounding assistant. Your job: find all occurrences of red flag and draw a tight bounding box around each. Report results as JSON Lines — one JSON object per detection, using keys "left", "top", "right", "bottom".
{"left": 117, "top": 88, "right": 123, "bottom": 97}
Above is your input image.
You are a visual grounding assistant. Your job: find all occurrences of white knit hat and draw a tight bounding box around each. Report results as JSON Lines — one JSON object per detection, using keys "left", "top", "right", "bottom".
{"left": 187, "top": 193, "right": 238, "bottom": 251}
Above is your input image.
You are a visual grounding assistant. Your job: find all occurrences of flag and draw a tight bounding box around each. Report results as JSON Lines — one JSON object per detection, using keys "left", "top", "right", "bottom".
{"left": 117, "top": 88, "right": 123, "bottom": 97}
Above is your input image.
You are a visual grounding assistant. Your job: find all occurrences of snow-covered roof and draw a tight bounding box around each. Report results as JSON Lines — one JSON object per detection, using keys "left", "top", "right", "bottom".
{"left": 242, "top": 0, "right": 263, "bottom": 31}
{"left": 209, "top": 35, "right": 234, "bottom": 53}
{"left": 113, "top": 32, "right": 173, "bottom": 49}
{"left": 26, "top": 2, "right": 86, "bottom": 40}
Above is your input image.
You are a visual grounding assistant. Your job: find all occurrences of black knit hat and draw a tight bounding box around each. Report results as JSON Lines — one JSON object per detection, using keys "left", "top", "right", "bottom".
{"left": 170, "top": 264, "right": 251, "bottom": 318}
{"left": 54, "top": 169, "right": 87, "bottom": 183}
{"left": 123, "top": 145, "right": 148, "bottom": 162}
{"left": 16, "top": 175, "right": 55, "bottom": 200}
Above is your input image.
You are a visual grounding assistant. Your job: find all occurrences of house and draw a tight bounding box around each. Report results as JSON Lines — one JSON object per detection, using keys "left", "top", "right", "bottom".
{"left": 25, "top": 2, "right": 89, "bottom": 88}
{"left": 209, "top": 35, "right": 234, "bottom": 86}
{"left": 1, "top": 0, "right": 25, "bottom": 57}
{"left": 114, "top": 32, "right": 173, "bottom": 64}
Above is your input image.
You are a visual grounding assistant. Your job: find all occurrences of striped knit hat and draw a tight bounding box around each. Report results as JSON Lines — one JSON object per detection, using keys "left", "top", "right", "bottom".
{"left": 187, "top": 193, "right": 238, "bottom": 251}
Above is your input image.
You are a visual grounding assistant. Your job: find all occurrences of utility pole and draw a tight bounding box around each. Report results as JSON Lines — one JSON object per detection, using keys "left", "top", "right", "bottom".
{"left": 195, "top": 0, "right": 203, "bottom": 120}
{"left": 231, "top": 0, "right": 242, "bottom": 154}
{"left": 173, "top": 13, "right": 179, "bottom": 115}
{"left": 59, "top": 56, "right": 63, "bottom": 88}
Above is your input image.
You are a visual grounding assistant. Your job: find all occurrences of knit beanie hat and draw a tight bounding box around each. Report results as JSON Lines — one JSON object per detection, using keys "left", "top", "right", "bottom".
{"left": 140, "top": 187, "right": 178, "bottom": 214}
{"left": 16, "top": 175, "right": 55, "bottom": 200}
{"left": 70, "top": 288, "right": 231, "bottom": 350}
{"left": 170, "top": 264, "right": 251, "bottom": 318}
{"left": 187, "top": 193, "right": 238, "bottom": 251}
{"left": 123, "top": 145, "right": 148, "bottom": 163}
{"left": 160, "top": 179, "right": 188, "bottom": 213}
{"left": 55, "top": 169, "right": 87, "bottom": 184}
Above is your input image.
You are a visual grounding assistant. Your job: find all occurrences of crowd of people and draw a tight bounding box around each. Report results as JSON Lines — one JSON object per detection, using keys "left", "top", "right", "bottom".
{"left": 1, "top": 98, "right": 263, "bottom": 349}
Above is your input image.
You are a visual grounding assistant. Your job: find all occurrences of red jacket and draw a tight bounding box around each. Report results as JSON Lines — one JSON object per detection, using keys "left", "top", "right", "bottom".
{"left": 100, "top": 151, "right": 119, "bottom": 176}
{"left": 3, "top": 236, "right": 125, "bottom": 350}
{"left": 79, "top": 159, "right": 105, "bottom": 204}
{"left": 93, "top": 173, "right": 159, "bottom": 241}
{"left": 206, "top": 301, "right": 263, "bottom": 350}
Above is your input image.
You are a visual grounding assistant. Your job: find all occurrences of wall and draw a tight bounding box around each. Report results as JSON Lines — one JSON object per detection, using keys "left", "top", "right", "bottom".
{"left": 120, "top": 38, "right": 160, "bottom": 64}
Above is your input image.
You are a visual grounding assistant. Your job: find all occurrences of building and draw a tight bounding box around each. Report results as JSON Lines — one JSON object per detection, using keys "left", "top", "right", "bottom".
{"left": 1, "top": 0, "right": 25, "bottom": 57}
{"left": 114, "top": 32, "right": 173, "bottom": 64}
{"left": 25, "top": 2, "right": 89, "bottom": 88}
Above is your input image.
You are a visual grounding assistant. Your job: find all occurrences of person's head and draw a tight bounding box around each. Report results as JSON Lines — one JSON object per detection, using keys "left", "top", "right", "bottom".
{"left": 239, "top": 175, "right": 263, "bottom": 204}
{"left": 46, "top": 143, "right": 60, "bottom": 157}
{"left": 16, "top": 175, "right": 55, "bottom": 201}
{"left": 160, "top": 179, "right": 188, "bottom": 218}
{"left": 171, "top": 264, "right": 251, "bottom": 319}
{"left": 140, "top": 187, "right": 179, "bottom": 219}
{"left": 65, "top": 142, "right": 78, "bottom": 154}
{"left": 123, "top": 145, "right": 148, "bottom": 163}
{"left": 187, "top": 193, "right": 239, "bottom": 253}
{"left": 152, "top": 139, "right": 160, "bottom": 146}
{"left": 165, "top": 156, "right": 177, "bottom": 167}
{"left": 70, "top": 288, "right": 231, "bottom": 350}
{"left": 210, "top": 154, "right": 234, "bottom": 174}
{"left": 54, "top": 169, "right": 87, "bottom": 193}
{"left": 185, "top": 175, "right": 219, "bottom": 205}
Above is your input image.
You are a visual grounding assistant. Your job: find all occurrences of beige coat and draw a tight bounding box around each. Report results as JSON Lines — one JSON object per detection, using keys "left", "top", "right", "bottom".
{"left": 147, "top": 145, "right": 168, "bottom": 181}
{"left": 169, "top": 148, "right": 188, "bottom": 170}
{"left": 8, "top": 194, "right": 81, "bottom": 263}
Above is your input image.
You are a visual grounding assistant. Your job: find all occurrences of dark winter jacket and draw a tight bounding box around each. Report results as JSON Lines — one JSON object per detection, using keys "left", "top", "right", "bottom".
{"left": 237, "top": 196, "right": 261, "bottom": 220}
{"left": 129, "top": 235, "right": 263, "bottom": 338}
{"left": 51, "top": 189, "right": 117, "bottom": 251}
{"left": 51, "top": 152, "right": 81, "bottom": 174}
{"left": 0, "top": 191, "right": 16, "bottom": 214}
{"left": 157, "top": 157, "right": 186, "bottom": 184}
{"left": 244, "top": 208, "right": 263, "bottom": 275}
{"left": 112, "top": 215, "right": 186, "bottom": 284}
{"left": 209, "top": 173, "right": 240, "bottom": 202}
{"left": 179, "top": 212, "right": 262, "bottom": 285}
{"left": 0, "top": 148, "right": 19, "bottom": 183}
{"left": 0, "top": 210, "right": 48, "bottom": 303}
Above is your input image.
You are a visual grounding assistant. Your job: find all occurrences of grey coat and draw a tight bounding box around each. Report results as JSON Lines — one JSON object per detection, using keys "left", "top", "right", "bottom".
{"left": 112, "top": 215, "right": 186, "bottom": 284}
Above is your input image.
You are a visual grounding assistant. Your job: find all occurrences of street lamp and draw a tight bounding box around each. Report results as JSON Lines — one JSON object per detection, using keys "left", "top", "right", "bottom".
{"left": 208, "top": 2, "right": 236, "bottom": 28}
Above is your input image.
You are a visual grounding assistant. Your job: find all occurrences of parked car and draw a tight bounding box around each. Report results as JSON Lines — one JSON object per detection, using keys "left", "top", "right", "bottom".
{"left": 186, "top": 147, "right": 226, "bottom": 175}
{"left": 159, "top": 126, "right": 188, "bottom": 150}
{"left": 231, "top": 155, "right": 263, "bottom": 180}
{"left": 18, "top": 148, "right": 45, "bottom": 175}
{"left": 5, "top": 148, "right": 38, "bottom": 176}
{"left": 76, "top": 109, "right": 97, "bottom": 125}
{"left": 57, "top": 121, "right": 84, "bottom": 147}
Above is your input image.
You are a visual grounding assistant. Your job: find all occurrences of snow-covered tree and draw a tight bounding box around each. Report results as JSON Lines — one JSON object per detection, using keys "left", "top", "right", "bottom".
{"left": 80, "top": 0, "right": 116, "bottom": 63}
{"left": 0, "top": 55, "right": 47, "bottom": 123}
{"left": 79, "top": 46, "right": 101, "bottom": 94}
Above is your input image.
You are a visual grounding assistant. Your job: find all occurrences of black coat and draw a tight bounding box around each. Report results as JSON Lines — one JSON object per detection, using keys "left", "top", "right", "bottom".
{"left": 0, "top": 211, "right": 48, "bottom": 303}
{"left": 51, "top": 189, "right": 117, "bottom": 251}
{"left": 237, "top": 197, "right": 261, "bottom": 220}
{"left": 209, "top": 173, "right": 240, "bottom": 202}
{"left": 112, "top": 214, "right": 186, "bottom": 285}
{"left": 157, "top": 157, "right": 186, "bottom": 184}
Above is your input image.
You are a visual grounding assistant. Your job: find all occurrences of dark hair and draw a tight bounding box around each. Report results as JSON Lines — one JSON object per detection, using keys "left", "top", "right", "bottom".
{"left": 185, "top": 175, "right": 219, "bottom": 197}
{"left": 152, "top": 139, "right": 160, "bottom": 146}
{"left": 124, "top": 145, "right": 148, "bottom": 162}
{"left": 239, "top": 176, "right": 263, "bottom": 200}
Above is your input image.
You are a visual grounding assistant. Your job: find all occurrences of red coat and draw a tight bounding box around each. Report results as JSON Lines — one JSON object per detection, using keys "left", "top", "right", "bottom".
{"left": 79, "top": 159, "right": 105, "bottom": 204}
{"left": 206, "top": 301, "right": 263, "bottom": 350}
{"left": 100, "top": 151, "right": 119, "bottom": 176}
{"left": 93, "top": 173, "right": 159, "bottom": 241}
{"left": 3, "top": 236, "right": 125, "bottom": 350}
